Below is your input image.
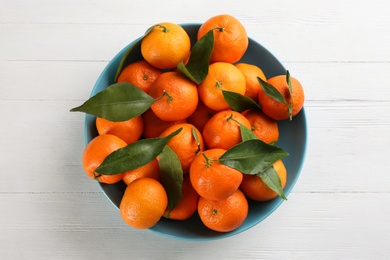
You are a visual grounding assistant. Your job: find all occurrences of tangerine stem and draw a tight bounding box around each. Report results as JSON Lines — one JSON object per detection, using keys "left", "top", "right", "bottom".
{"left": 154, "top": 90, "right": 173, "bottom": 103}
{"left": 216, "top": 81, "right": 223, "bottom": 89}
{"left": 202, "top": 152, "right": 211, "bottom": 167}
{"left": 156, "top": 24, "right": 169, "bottom": 33}
{"left": 202, "top": 152, "right": 218, "bottom": 168}
{"left": 163, "top": 90, "right": 173, "bottom": 103}
{"left": 214, "top": 26, "right": 225, "bottom": 32}
{"left": 93, "top": 171, "right": 101, "bottom": 179}
{"left": 226, "top": 113, "right": 240, "bottom": 125}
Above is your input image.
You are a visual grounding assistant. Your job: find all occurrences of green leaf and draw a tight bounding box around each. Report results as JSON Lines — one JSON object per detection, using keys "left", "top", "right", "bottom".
{"left": 222, "top": 90, "right": 260, "bottom": 112}
{"left": 95, "top": 128, "right": 182, "bottom": 175}
{"left": 219, "top": 139, "right": 289, "bottom": 175}
{"left": 143, "top": 24, "right": 157, "bottom": 36}
{"left": 286, "top": 70, "right": 294, "bottom": 121}
{"left": 191, "top": 126, "right": 201, "bottom": 154}
{"left": 70, "top": 82, "right": 154, "bottom": 122}
{"left": 257, "top": 77, "right": 287, "bottom": 105}
{"left": 177, "top": 62, "right": 196, "bottom": 83}
{"left": 286, "top": 70, "right": 293, "bottom": 100}
{"left": 114, "top": 41, "right": 140, "bottom": 83}
{"left": 177, "top": 29, "right": 214, "bottom": 84}
{"left": 257, "top": 166, "right": 287, "bottom": 200}
{"left": 239, "top": 123, "right": 258, "bottom": 142}
{"left": 159, "top": 146, "right": 184, "bottom": 211}
{"left": 114, "top": 25, "right": 155, "bottom": 82}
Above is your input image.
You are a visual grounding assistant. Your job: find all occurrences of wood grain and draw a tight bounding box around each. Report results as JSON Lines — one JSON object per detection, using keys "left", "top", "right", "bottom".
{"left": 1, "top": 0, "right": 389, "bottom": 259}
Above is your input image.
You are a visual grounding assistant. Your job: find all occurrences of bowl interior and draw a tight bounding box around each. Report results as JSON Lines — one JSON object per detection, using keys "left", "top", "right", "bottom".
{"left": 84, "top": 24, "right": 307, "bottom": 241}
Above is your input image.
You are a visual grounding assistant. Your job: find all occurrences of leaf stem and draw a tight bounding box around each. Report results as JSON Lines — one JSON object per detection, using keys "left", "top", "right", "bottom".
{"left": 288, "top": 104, "right": 293, "bottom": 121}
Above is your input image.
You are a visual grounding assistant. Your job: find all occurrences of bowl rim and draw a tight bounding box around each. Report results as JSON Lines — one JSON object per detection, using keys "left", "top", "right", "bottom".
{"left": 83, "top": 23, "right": 308, "bottom": 241}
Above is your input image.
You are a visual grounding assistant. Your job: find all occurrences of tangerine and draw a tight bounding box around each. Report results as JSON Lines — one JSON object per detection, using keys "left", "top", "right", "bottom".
{"left": 240, "top": 159, "right": 287, "bottom": 201}
{"left": 141, "top": 23, "right": 191, "bottom": 69}
{"left": 198, "top": 62, "right": 246, "bottom": 111}
{"left": 122, "top": 158, "right": 160, "bottom": 185}
{"left": 163, "top": 175, "right": 199, "bottom": 220}
{"left": 82, "top": 134, "right": 127, "bottom": 184}
{"left": 149, "top": 71, "right": 198, "bottom": 121}
{"left": 198, "top": 189, "right": 248, "bottom": 232}
{"left": 187, "top": 100, "right": 217, "bottom": 133}
{"left": 95, "top": 115, "right": 143, "bottom": 144}
{"left": 235, "top": 63, "right": 267, "bottom": 100}
{"left": 117, "top": 60, "right": 162, "bottom": 94}
{"left": 119, "top": 177, "right": 168, "bottom": 229}
{"left": 197, "top": 14, "right": 248, "bottom": 63}
{"left": 142, "top": 108, "right": 186, "bottom": 139}
{"left": 159, "top": 123, "right": 204, "bottom": 174}
{"left": 258, "top": 73, "right": 305, "bottom": 120}
{"left": 242, "top": 108, "right": 279, "bottom": 144}
{"left": 202, "top": 109, "right": 251, "bottom": 150}
{"left": 190, "top": 148, "right": 243, "bottom": 201}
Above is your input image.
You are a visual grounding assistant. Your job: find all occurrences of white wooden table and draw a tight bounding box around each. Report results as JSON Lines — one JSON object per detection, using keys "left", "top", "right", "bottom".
{"left": 1, "top": 0, "right": 389, "bottom": 259}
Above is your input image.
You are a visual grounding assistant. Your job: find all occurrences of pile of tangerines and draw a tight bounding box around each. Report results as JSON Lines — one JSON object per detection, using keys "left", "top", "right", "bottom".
{"left": 74, "top": 14, "right": 305, "bottom": 233}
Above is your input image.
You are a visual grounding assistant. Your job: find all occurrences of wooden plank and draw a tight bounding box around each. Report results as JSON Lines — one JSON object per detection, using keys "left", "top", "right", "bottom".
{"left": 0, "top": 23, "right": 143, "bottom": 63}
{"left": 0, "top": 22, "right": 389, "bottom": 63}
{"left": 298, "top": 100, "right": 390, "bottom": 193}
{"left": 0, "top": 100, "right": 97, "bottom": 192}
{"left": 0, "top": 192, "right": 388, "bottom": 259}
{"left": 0, "top": 1, "right": 389, "bottom": 258}
{"left": 1, "top": 0, "right": 389, "bottom": 27}
{"left": 0, "top": 61, "right": 107, "bottom": 101}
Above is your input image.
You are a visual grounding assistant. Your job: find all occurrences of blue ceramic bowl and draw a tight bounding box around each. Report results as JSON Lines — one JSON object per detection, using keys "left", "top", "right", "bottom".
{"left": 84, "top": 23, "right": 307, "bottom": 240}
